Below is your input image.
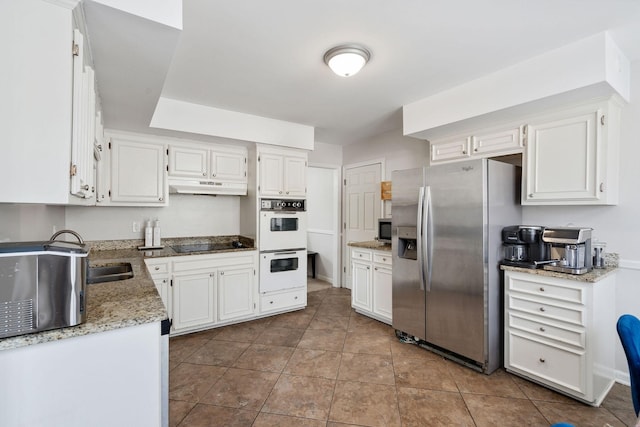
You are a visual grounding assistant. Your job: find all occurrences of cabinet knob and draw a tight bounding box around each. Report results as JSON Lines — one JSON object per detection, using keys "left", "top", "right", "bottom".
{"left": 539, "top": 327, "right": 546, "bottom": 332}
{"left": 279, "top": 191, "right": 283, "bottom": 194}
{"left": 367, "top": 266, "right": 370, "bottom": 270}
{"left": 462, "top": 150, "right": 467, "bottom": 155}
{"left": 382, "top": 258, "right": 386, "bottom": 261}
{"left": 528, "top": 193, "right": 533, "bottom": 198}
{"left": 155, "top": 266, "right": 160, "bottom": 271}
{"left": 220, "top": 271, "right": 224, "bottom": 275}
{"left": 539, "top": 307, "right": 545, "bottom": 312}
{"left": 474, "top": 148, "right": 478, "bottom": 152}
{"left": 159, "top": 197, "right": 164, "bottom": 202}
{"left": 270, "top": 301, "right": 274, "bottom": 304}
{"left": 539, "top": 287, "right": 544, "bottom": 292}
{"left": 294, "top": 296, "right": 298, "bottom": 300}
{"left": 162, "top": 279, "right": 167, "bottom": 284}
{"left": 374, "top": 267, "right": 378, "bottom": 271}
{"left": 539, "top": 358, "right": 545, "bottom": 363}
{"left": 286, "top": 191, "right": 289, "bottom": 194}
{"left": 212, "top": 173, "right": 216, "bottom": 177}
{"left": 203, "top": 173, "right": 207, "bottom": 176}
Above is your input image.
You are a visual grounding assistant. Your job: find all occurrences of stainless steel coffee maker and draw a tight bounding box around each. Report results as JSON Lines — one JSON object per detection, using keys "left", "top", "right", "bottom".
{"left": 501, "top": 225, "right": 549, "bottom": 269}
{"left": 541, "top": 227, "right": 593, "bottom": 275}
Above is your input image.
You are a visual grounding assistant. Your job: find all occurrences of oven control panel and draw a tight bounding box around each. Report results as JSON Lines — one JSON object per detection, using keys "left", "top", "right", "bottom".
{"left": 260, "top": 198, "right": 306, "bottom": 211}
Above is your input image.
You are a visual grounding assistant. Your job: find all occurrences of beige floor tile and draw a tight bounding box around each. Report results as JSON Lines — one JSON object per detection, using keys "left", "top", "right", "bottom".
{"left": 169, "top": 363, "right": 227, "bottom": 402}
{"left": 199, "top": 367, "right": 279, "bottom": 411}
{"left": 307, "top": 315, "right": 349, "bottom": 331}
{"left": 253, "top": 412, "right": 327, "bottom": 427}
{"left": 169, "top": 399, "right": 195, "bottom": 427}
{"left": 601, "top": 382, "right": 637, "bottom": 426}
{"left": 389, "top": 339, "right": 443, "bottom": 361}
{"left": 254, "top": 326, "right": 305, "bottom": 347}
{"left": 298, "top": 329, "right": 347, "bottom": 352}
{"left": 169, "top": 334, "right": 210, "bottom": 363}
{"left": 185, "top": 339, "right": 250, "bottom": 367}
{"left": 329, "top": 380, "right": 401, "bottom": 427}
{"left": 397, "top": 387, "right": 475, "bottom": 427}
{"left": 338, "top": 353, "right": 395, "bottom": 385}
{"left": 347, "top": 315, "right": 395, "bottom": 337}
{"left": 511, "top": 374, "right": 581, "bottom": 404}
{"left": 447, "top": 362, "right": 527, "bottom": 399}
{"left": 533, "top": 400, "right": 627, "bottom": 427}
{"left": 315, "top": 302, "right": 353, "bottom": 317}
{"left": 463, "top": 393, "right": 549, "bottom": 427}
{"left": 178, "top": 403, "right": 257, "bottom": 427}
{"left": 232, "top": 343, "right": 294, "bottom": 373}
{"left": 214, "top": 320, "right": 268, "bottom": 343}
{"left": 262, "top": 374, "right": 336, "bottom": 420}
{"left": 341, "top": 331, "right": 392, "bottom": 355}
{"left": 283, "top": 348, "right": 342, "bottom": 379}
{"left": 269, "top": 310, "right": 315, "bottom": 329}
{"left": 393, "top": 356, "right": 458, "bottom": 391}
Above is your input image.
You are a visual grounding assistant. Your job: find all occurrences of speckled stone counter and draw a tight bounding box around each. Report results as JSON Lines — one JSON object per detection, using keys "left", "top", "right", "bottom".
{"left": 0, "top": 235, "right": 255, "bottom": 351}
{"left": 348, "top": 240, "right": 392, "bottom": 251}
{"left": 500, "top": 253, "right": 619, "bottom": 283}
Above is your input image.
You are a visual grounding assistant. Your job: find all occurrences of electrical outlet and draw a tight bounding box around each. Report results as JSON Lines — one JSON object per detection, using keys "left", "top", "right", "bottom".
{"left": 132, "top": 221, "right": 140, "bottom": 233}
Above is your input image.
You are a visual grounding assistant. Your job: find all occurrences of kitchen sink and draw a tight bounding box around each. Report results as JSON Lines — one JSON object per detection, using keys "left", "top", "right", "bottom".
{"left": 87, "top": 262, "right": 134, "bottom": 284}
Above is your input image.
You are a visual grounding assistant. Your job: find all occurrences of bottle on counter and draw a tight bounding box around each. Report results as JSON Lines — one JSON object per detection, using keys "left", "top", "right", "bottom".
{"left": 144, "top": 220, "right": 153, "bottom": 247}
{"left": 153, "top": 219, "right": 161, "bottom": 247}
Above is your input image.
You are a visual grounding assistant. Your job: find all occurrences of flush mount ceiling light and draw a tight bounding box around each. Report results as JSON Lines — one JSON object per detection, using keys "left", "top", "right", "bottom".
{"left": 323, "top": 45, "right": 371, "bottom": 77}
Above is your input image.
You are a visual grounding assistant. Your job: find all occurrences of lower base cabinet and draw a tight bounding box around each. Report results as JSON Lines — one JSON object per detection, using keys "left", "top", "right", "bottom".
{"left": 260, "top": 287, "right": 307, "bottom": 314}
{"left": 503, "top": 269, "right": 616, "bottom": 406}
{"left": 350, "top": 247, "right": 392, "bottom": 324}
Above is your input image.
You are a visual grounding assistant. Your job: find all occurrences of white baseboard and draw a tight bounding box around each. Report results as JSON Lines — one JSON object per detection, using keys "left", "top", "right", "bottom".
{"left": 616, "top": 369, "right": 631, "bottom": 386}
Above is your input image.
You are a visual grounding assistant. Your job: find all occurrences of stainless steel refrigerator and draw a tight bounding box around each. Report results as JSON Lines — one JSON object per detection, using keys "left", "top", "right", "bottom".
{"left": 391, "top": 158, "right": 521, "bottom": 374}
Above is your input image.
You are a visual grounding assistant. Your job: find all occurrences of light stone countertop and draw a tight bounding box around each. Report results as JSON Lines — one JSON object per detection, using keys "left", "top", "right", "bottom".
{"left": 348, "top": 240, "right": 392, "bottom": 251}
{"left": 500, "top": 252, "right": 619, "bottom": 283}
{"left": 0, "top": 235, "right": 255, "bottom": 351}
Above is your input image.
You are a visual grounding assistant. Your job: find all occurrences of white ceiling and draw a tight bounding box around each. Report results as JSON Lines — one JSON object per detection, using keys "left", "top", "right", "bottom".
{"left": 128, "top": 1, "right": 640, "bottom": 145}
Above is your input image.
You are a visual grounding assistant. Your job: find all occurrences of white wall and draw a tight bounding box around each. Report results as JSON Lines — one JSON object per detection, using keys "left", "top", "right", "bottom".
{"left": 65, "top": 194, "right": 240, "bottom": 241}
{"left": 309, "top": 141, "right": 343, "bottom": 165}
{"left": 522, "top": 60, "right": 640, "bottom": 383}
{"left": 0, "top": 204, "right": 65, "bottom": 242}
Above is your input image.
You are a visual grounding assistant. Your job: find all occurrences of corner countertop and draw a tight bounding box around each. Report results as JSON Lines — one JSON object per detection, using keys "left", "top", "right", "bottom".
{"left": 500, "top": 256, "right": 619, "bottom": 284}
{"left": 0, "top": 235, "right": 255, "bottom": 351}
{"left": 348, "top": 241, "right": 392, "bottom": 251}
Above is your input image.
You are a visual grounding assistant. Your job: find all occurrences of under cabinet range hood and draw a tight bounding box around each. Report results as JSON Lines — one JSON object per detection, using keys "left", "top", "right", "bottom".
{"left": 168, "top": 178, "right": 247, "bottom": 196}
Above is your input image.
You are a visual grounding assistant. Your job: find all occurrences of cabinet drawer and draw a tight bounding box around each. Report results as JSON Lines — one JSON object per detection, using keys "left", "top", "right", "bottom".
{"left": 373, "top": 252, "right": 392, "bottom": 265}
{"left": 509, "top": 295, "right": 585, "bottom": 327}
{"left": 508, "top": 275, "right": 584, "bottom": 305}
{"left": 508, "top": 313, "right": 585, "bottom": 348}
{"left": 352, "top": 249, "right": 372, "bottom": 262}
{"left": 508, "top": 332, "right": 586, "bottom": 395}
{"left": 260, "top": 288, "right": 306, "bottom": 314}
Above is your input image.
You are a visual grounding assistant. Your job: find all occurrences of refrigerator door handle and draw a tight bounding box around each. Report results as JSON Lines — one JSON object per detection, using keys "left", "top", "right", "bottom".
{"left": 425, "top": 186, "right": 433, "bottom": 292}
{"left": 417, "top": 186, "right": 426, "bottom": 291}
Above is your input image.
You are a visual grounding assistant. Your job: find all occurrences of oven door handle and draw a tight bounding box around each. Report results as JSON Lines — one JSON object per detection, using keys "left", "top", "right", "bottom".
{"left": 273, "top": 251, "right": 298, "bottom": 256}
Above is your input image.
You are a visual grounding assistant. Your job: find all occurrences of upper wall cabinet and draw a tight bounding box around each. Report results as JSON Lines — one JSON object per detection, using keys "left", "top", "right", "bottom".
{"left": 429, "top": 127, "right": 523, "bottom": 165}
{"left": 168, "top": 142, "right": 248, "bottom": 195}
{"left": 258, "top": 147, "right": 307, "bottom": 198}
{"left": 0, "top": 1, "right": 99, "bottom": 205}
{"left": 522, "top": 97, "right": 620, "bottom": 205}
{"left": 97, "top": 132, "right": 168, "bottom": 206}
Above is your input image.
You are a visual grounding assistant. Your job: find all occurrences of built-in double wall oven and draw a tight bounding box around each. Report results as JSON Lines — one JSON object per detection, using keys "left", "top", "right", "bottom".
{"left": 259, "top": 199, "right": 307, "bottom": 293}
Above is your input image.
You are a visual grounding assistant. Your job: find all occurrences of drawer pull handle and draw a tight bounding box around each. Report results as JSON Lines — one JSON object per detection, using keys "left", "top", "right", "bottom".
{"left": 539, "top": 287, "right": 545, "bottom": 292}
{"left": 539, "top": 327, "right": 546, "bottom": 332}
{"left": 539, "top": 307, "right": 545, "bottom": 312}
{"left": 539, "top": 358, "right": 545, "bottom": 363}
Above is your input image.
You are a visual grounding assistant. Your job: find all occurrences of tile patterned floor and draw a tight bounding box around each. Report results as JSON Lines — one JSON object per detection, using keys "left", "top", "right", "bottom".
{"left": 169, "top": 280, "right": 637, "bottom": 426}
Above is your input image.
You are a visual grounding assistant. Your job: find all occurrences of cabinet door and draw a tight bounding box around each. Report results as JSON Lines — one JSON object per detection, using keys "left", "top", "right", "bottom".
{"left": 283, "top": 155, "right": 307, "bottom": 197}
{"left": 259, "top": 153, "right": 284, "bottom": 196}
{"left": 218, "top": 266, "right": 254, "bottom": 321}
{"left": 110, "top": 138, "right": 167, "bottom": 205}
{"left": 172, "top": 272, "right": 216, "bottom": 332}
{"left": 430, "top": 136, "right": 471, "bottom": 164}
{"left": 352, "top": 261, "right": 372, "bottom": 311}
{"left": 523, "top": 110, "right": 600, "bottom": 203}
{"left": 471, "top": 127, "right": 522, "bottom": 156}
{"left": 168, "top": 145, "right": 208, "bottom": 178}
{"left": 372, "top": 265, "right": 392, "bottom": 322}
{"left": 211, "top": 150, "right": 247, "bottom": 182}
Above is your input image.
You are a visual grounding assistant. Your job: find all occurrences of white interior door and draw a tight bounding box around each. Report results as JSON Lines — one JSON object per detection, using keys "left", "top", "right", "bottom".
{"left": 343, "top": 162, "right": 382, "bottom": 289}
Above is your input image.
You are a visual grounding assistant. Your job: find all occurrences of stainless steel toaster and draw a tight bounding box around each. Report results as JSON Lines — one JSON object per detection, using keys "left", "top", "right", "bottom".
{"left": 0, "top": 238, "right": 89, "bottom": 339}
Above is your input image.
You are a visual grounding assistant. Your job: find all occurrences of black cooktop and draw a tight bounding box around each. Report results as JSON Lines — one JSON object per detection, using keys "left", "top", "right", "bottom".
{"left": 171, "top": 241, "right": 244, "bottom": 253}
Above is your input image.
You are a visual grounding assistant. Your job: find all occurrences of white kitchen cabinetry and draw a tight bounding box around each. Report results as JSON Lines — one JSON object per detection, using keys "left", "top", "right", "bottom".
{"left": 522, "top": 98, "right": 620, "bottom": 205}
{"left": 351, "top": 247, "right": 392, "bottom": 324}
{"left": 260, "top": 287, "right": 307, "bottom": 314}
{"left": 97, "top": 132, "right": 168, "bottom": 206}
{"left": 0, "top": 1, "right": 100, "bottom": 204}
{"left": 504, "top": 269, "right": 615, "bottom": 406}
{"left": 168, "top": 143, "right": 247, "bottom": 184}
{"left": 144, "top": 259, "right": 171, "bottom": 315}
{"left": 258, "top": 147, "right": 307, "bottom": 198}
{"left": 429, "top": 127, "right": 522, "bottom": 165}
{"left": 165, "top": 251, "right": 257, "bottom": 335}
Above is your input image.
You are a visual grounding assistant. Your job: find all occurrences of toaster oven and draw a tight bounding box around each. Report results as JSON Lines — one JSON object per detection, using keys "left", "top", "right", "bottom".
{"left": 0, "top": 240, "right": 89, "bottom": 339}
